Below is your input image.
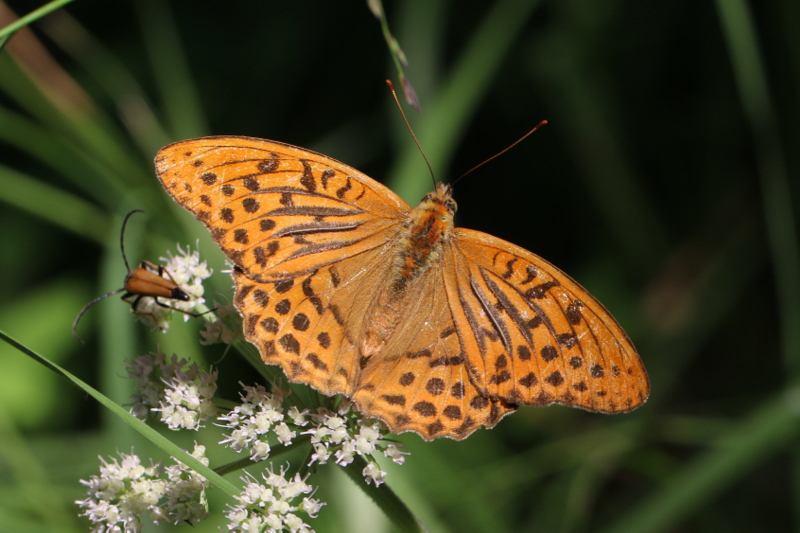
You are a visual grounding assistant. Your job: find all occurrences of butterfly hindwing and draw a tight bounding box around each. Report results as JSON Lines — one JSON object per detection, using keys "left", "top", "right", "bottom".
{"left": 447, "top": 229, "right": 649, "bottom": 413}
{"left": 352, "top": 267, "right": 516, "bottom": 440}
{"left": 234, "top": 244, "right": 401, "bottom": 398}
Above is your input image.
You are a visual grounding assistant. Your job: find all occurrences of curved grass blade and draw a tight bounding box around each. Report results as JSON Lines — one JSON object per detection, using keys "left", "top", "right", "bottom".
{"left": 0, "top": 328, "right": 239, "bottom": 497}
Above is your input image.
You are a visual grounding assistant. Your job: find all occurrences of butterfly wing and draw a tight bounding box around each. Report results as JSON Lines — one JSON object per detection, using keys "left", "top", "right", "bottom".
{"left": 233, "top": 224, "right": 516, "bottom": 441}
{"left": 234, "top": 245, "right": 392, "bottom": 398}
{"left": 351, "top": 265, "right": 516, "bottom": 441}
{"left": 445, "top": 228, "right": 649, "bottom": 413}
{"left": 156, "top": 136, "right": 410, "bottom": 281}
{"left": 156, "top": 136, "right": 411, "bottom": 398}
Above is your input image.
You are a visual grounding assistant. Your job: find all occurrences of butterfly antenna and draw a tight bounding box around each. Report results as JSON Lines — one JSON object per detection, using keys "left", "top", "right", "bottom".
{"left": 72, "top": 288, "right": 126, "bottom": 343}
{"left": 452, "top": 120, "right": 548, "bottom": 186}
{"left": 120, "top": 209, "right": 146, "bottom": 272}
{"left": 386, "top": 79, "right": 436, "bottom": 188}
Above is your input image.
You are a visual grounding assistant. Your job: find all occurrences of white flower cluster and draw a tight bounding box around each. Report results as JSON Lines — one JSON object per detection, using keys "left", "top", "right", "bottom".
{"left": 81, "top": 241, "right": 412, "bottom": 532}
{"left": 303, "top": 399, "right": 407, "bottom": 487}
{"left": 126, "top": 352, "right": 218, "bottom": 430}
{"left": 225, "top": 466, "right": 324, "bottom": 532}
{"left": 83, "top": 367, "right": 411, "bottom": 532}
{"left": 76, "top": 445, "right": 209, "bottom": 533}
{"left": 219, "top": 388, "right": 408, "bottom": 487}
{"left": 218, "top": 383, "right": 299, "bottom": 461}
{"left": 134, "top": 243, "right": 213, "bottom": 333}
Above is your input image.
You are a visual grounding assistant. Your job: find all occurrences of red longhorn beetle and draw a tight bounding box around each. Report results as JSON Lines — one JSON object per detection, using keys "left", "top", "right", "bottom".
{"left": 72, "top": 210, "right": 212, "bottom": 343}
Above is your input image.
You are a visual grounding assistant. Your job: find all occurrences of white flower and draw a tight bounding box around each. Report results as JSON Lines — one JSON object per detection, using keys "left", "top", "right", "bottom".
{"left": 274, "top": 422, "right": 296, "bottom": 445}
{"left": 287, "top": 406, "right": 309, "bottom": 426}
{"left": 308, "top": 443, "right": 331, "bottom": 466}
{"left": 299, "top": 497, "right": 324, "bottom": 518}
{"left": 383, "top": 443, "right": 408, "bottom": 465}
{"left": 126, "top": 352, "right": 218, "bottom": 430}
{"left": 334, "top": 441, "right": 356, "bottom": 467}
{"left": 218, "top": 383, "right": 293, "bottom": 462}
{"left": 251, "top": 441, "right": 272, "bottom": 462}
{"left": 77, "top": 446, "right": 209, "bottom": 532}
{"left": 362, "top": 462, "right": 387, "bottom": 487}
{"left": 299, "top": 403, "right": 407, "bottom": 485}
{"left": 225, "top": 468, "right": 323, "bottom": 532}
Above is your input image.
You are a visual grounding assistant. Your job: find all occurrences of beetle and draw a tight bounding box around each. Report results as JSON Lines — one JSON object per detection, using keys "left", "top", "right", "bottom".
{"left": 72, "top": 210, "right": 211, "bottom": 343}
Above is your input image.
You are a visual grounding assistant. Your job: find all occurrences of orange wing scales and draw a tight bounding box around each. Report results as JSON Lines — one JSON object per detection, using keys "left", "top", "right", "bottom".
{"left": 156, "top": 137, "right": 406, "bottom": 281}
{"left": 155, "top": 136, "right": 649, "bottom": 441}
{"left": 351, "top": 266, "right": 516, "bottom": 439}
{"left": 449, "top": 231, "right": 648, "bottom": 413}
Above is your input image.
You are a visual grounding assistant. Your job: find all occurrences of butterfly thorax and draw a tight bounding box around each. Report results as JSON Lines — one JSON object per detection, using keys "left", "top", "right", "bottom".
{"left": 361, "top": 183, "right": 456, "bottom": 358}
{"left": 392, "top": 182, "right": 456, "bottom": 293}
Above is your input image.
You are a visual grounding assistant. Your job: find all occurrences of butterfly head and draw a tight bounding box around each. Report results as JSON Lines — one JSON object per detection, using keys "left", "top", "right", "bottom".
{"left": 423, "top": 182, "right": 457, "bottom": 216}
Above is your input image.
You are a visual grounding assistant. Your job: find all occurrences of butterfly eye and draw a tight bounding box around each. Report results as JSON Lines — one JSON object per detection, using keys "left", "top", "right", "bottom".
{"left": 445, "top": 198, "right": 458, "bottom": 213}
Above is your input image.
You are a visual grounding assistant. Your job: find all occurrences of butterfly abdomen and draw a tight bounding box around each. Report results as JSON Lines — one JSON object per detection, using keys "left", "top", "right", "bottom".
{"left": 393, "top": 183, "right": 456, "bottom": 292}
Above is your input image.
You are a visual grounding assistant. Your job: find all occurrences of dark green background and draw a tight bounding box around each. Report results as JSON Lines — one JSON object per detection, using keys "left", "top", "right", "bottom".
{"left": 1, "top": 1, "right": 798, "bottom": 531}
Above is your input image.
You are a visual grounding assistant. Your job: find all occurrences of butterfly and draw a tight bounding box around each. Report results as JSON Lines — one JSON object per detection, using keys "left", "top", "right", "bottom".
{"left": 155, "top": 136, "right": 649, "bottom": 440}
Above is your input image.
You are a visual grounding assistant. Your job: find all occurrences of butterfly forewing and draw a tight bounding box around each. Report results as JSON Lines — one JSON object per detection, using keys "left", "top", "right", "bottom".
{"left": 156, "top": 137, "right": 409, "bottom": 280}
{"left": 448, "top": 229, "right": 648, "bottom": 413}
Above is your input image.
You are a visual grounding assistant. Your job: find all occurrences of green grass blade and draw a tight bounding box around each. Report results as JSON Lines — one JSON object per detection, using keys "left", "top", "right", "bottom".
{"left": 40, "top": 12, "right": 173, "bottom": 155}
{"left": 137, "top": 0, "right": 208, "bottom": 139}
{"left": 340, "top": 455, "right": 425, "bottom": 533}
{"left": 0, "top": 0, "right": 75, "bottom": 39}
{"left": 0, "top": 329, "right": 239, "bottom": 497}
{"left": 714, "top": 0, "right": 800, "bottom": 374}
{"left": 0, "top": 164, "right": 109, "bottom": 244}
{"left": 602, "top": 393, "right": 800, "bottom": 533}
{"left": 0, "top": 55, "right": 151, "bottom": 188}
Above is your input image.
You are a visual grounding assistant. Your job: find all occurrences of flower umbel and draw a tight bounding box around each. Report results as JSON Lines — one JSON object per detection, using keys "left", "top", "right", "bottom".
{"left": 218, "top": 384, "right": 407, "bottom": 487}
{"left": 303, "top": 400, "right": 407, "bottom": 486}
{"left": 218, "top": 383, "right": 298, "bottom": 462}
{"left": 76, "top": 445, "right": 209, "bottom": 532}
{"left": 126, "top": 351, "right": 218, "bottom": 429}
{"left": 225, "top": 467, "right": 324, "bottom": 533}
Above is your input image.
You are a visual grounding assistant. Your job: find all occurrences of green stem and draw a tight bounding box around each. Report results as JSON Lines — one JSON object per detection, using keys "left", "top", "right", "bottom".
{"left": 214, "top": 435, "right": 312, "bottom": 477}
{"left": 0, "top": 328, "right": 239, "bottom": 497}
{"left": 0, "top": 0, "right": 76, "bottom": 39}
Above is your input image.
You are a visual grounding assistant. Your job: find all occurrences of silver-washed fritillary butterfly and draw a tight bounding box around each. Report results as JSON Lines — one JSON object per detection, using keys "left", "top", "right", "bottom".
{"left": 155, "top": 136, "right": 649, "bottom": 440}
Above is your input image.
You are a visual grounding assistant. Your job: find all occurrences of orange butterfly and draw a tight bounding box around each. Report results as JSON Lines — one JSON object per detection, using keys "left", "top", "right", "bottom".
{"left": 155, "top": 136, "right": 649, "bottom": 440}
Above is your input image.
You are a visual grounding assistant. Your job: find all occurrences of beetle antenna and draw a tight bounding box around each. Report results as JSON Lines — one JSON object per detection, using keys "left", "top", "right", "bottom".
{"left": 120, "top": 209, "right": 146, "bottom": 273}
{"left": 72, "top": 288, "right": 126, "bottom": 343}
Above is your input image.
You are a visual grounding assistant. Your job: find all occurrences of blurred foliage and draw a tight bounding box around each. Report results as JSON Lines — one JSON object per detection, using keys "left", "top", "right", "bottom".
{"left": 1, "top": 0, "right": 799, "bottom": 532}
